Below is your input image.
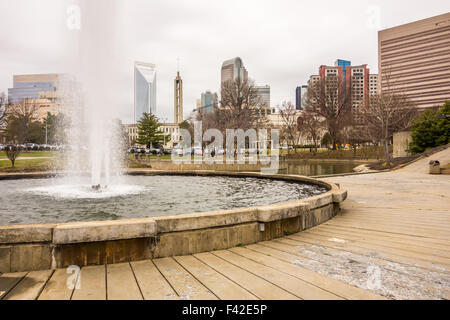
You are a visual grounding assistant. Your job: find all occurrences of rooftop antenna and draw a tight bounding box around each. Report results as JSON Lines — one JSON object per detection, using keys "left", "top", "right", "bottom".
{"left": 177, "top": 57, "right": 180, "bottom": 74}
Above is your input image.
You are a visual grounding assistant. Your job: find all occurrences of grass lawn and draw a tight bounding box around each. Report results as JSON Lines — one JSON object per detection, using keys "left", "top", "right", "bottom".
{"left": 0, "top": 151, "right": 57, "bottom": 159}
{"left": 0, "top": 158, "right": 57, "bottom": 173}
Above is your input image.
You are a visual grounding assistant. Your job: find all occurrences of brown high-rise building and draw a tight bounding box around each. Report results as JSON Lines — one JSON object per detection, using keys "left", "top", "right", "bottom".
{"left": 378, "top": 13, "right": 450, "bottom": 110}
{"left": 174, "top": 71, "right": 183, "bottom": 124}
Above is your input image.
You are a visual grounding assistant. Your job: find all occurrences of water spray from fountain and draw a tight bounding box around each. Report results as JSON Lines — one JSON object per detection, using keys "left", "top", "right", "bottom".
{"left": 58, "top": 0, "right": 124, "bottom": 191}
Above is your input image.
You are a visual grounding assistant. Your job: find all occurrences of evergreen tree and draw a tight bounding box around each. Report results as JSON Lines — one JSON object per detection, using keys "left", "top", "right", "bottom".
{"left": 136, "top": 113, "right": 170, "bottom": 149}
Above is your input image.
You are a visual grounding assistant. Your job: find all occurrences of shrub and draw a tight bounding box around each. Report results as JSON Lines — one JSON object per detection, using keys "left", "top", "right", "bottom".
{"left": 410, "top": 101, "right": 450, "bottom": 154}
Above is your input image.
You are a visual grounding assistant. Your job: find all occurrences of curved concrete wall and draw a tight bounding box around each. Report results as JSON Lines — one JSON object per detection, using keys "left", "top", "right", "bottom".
{"left": 0, "top": 171, "right": 347, "bottom": 273}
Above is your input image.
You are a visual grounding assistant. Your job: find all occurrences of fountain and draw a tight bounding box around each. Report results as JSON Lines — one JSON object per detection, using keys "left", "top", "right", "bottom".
{"left": 0, "top": 1, "right": 336, "bottom": 226}
{"left": 59, "top": 0, "right": 124, "bottom": 192}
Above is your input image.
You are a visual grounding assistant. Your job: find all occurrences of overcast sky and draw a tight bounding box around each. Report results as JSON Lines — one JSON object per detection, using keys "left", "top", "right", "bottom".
{"left": 0, "top": 0, "right": 449, "bottom": 124}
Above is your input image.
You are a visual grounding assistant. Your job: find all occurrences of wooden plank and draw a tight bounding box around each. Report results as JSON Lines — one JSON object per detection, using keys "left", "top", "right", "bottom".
{"left": 174, "top": 255, "right": 258, "bottom": 300}
{"left": 278, "top": 236, "right": 450, "bottom": 273}
{"left": 0, "top": 272, "right": 27, "bottom": 299}
{"left": 71, "top": 265, "right": 106, "bottom": 300}
{"left": 289, "top": 233, "right": 450, "bottom": 267}
{"left": 106, "top": 263, "right": 142, "bottom": 300}
{"left": 323, "top": 222, "right": 450, "bottom": 246}
{"left": 39, "top": 268, "right": 75, "bottom": 300}
{"left": 326, "top": 220, "right": 450, "bottom": 240}
{"left": 194, "top": 252, "right": 298, "bottom": 300}
{"left": 130, "top": 260, "right": 178, "bottom": 300}
{"left": 213, "top": 250, "right": 342, "bottom": 300}
{"left": 4, "top": 270, "right": 53, "bottom": 300}
{"left": 317, "top": 224, "right": 450, "bottom": 250}
{"left": 239, "top": 245, "right": 387, "bottom": 300}
{"left": 259, "top": 239, "right": 446, "bottom": 284}
{"left": 331, "top": 215, "right": 450, "bottom": 232}
{"left": 306, "top": 227, "right": 450, "bottom": 258}
{"left": 153, "top": 257, "right": 216, "bottom": 300}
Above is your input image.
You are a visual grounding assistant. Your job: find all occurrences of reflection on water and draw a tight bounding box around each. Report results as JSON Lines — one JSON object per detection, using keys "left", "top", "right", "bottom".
{"left": 283, "top": 161, "right": 363, "bottom": 176}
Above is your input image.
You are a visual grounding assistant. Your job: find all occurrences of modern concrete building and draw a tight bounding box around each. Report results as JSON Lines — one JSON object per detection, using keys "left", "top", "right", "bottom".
{"left": 174, "top": 71, "right": 183, "bottom": 124}
{"left": 134, "top": 62, "right": 156, "bottom": 123}
{"left": 254, "top": 85, "right": 271, "bottom": 107}
{"left": 221, "top": 57, "right": 248, "bottom": 85}
{"left": 378, "top": 13, "right": 450, "bottom": 110}
{"left": 8, "top": 73, "right": 59, "bottom": 104}
{"left": 6, "top": 73, "right": 78, "bottom": 121}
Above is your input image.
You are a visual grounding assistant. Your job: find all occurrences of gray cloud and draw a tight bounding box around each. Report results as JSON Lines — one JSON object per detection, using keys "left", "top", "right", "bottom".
{"left": 0, "top": 0, "right": 449, "bottom": 123}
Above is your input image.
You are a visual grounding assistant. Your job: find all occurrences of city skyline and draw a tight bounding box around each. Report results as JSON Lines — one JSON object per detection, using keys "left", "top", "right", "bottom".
{"left": 0, "top": 0, "right": 448, "bottom": 124}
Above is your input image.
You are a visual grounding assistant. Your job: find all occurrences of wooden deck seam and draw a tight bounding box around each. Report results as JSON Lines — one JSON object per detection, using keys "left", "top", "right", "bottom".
{"left": 209, "top": 251, "right": 305, "bottom": 300}
{"left": 128, "top": 262, "right": 145, "bottom": 301}
{"left": 228, "top": 247, "right": 348, "bottom": 300}
{"left": 193, "top": 253, "right": 266, "bottom": 300}
{"left": 170, "top": 257, "right": 221, "bottom": 300}
{"left": 37, "top": 269, "right": 55, "bottom": 300}
{"left": 190, "top": 254, "right": 260, "bottom": 300}
{"left": 0, "top": 272, "right": 28, "bottom": 300}
{"left": 151, "top": 259, "right": 181, "bottom": 298}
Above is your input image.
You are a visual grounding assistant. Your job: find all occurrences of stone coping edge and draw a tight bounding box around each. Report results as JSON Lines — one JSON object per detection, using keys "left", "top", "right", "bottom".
{"left": 0, "top": 171, "right": 346, "bottom": 245}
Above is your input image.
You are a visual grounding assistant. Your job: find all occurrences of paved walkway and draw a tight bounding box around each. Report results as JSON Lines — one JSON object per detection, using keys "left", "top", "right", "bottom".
{"left": 0, "top": 148, "right": 449, "bottom": 300}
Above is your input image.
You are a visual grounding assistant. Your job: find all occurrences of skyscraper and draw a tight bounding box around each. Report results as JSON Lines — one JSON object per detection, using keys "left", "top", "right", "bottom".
{"left": 174, "top": 71, "right": 183, "bottom": 124}
{"left": 200, "top": 91, "right": 218, "bottom": 113}
{"left": 134, "top": 62, "right": 156, "bottom": 123}
{"left": 295, "top": 85, "right": 307, "bottom": 110}
{"left": 335, "top": 59, "right": 351, "bottom": 80}
{"left": 254, "top": 85, "right": 271, "bottom": 107}
{"left": 221, "top": 57, "right": 248, "bottom": 85}
{"left": 308, "top": 61, "right": 377, "bottom": 123}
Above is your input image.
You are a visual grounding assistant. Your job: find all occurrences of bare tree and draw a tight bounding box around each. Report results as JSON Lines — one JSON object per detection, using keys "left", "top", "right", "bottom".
{"left": 305, "top": 76, "right": 351, "bottom": 149}
{"left": 298, "top": 109, "right": 324, "bottom": 154}
{"left": 359, "top": 74, "right": 417, "bottom": 163}
{"left": 4, "top": 145, "right": 21, "bottom": 168}
{"left": 339, "top": 113, "right": 370, "bottom": 158}
{"left": 4, "top": 102, "right": 41, "bottom": 144}
{"left": 218, "top": 78, "right": 267, "bottom": 131}
{"left": 279, "top": 101, "right": 300, "bottom": 153}
{"left": 190, "top": 78, "right": 268, "bottom": 152}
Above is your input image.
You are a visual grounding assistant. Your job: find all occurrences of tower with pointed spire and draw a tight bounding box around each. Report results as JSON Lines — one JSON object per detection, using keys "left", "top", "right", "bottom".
{"left": 174, "top": 61, "right": 183, "bottom": 124}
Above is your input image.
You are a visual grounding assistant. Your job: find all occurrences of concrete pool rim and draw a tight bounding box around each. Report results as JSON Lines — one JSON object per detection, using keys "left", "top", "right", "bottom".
{"left": 0, "top": 170, "right": 347, "bottom": 273}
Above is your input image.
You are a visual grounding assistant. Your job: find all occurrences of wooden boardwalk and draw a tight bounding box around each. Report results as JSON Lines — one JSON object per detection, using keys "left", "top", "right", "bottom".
{"left": 1, "top": 148, "right": 449, "bottom": 300}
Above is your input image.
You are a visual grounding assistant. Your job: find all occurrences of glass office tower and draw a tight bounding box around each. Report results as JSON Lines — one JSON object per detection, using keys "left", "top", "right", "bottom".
{"left": 134, "top": 62, "right": 156, "bottom": 123}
